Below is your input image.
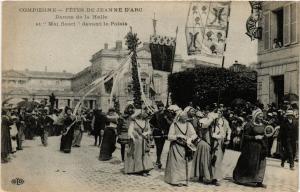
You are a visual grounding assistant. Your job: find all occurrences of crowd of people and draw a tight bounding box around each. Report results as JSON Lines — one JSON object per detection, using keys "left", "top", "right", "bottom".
{"left": 1, "top": 99, "right": 299, "bottom": 188}
{"left": 1, "top": 105, "right": 93, "bottom": 160}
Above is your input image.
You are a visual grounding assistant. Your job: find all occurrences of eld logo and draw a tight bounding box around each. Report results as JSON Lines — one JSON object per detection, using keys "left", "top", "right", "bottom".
{"left": 11, "top": 178, "right": 24, "bottom": 185}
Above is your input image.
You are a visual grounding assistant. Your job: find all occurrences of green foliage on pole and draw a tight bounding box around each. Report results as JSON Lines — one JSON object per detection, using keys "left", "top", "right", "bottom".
{"left": 125, "top": 30, "right": 142, "bottom": 109}
{"left": 168, "top": 67, "right": 257, "bottom": 108}
{"left": 112, "top": 95, "right": 120, "bottom": 114}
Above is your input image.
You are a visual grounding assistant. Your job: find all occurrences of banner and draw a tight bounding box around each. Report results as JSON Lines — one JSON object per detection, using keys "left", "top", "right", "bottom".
{"left": 149, "top": 35, "right": 176, "bottom": 72}
{"left": 109, "top": 57, "right": 131, "bottom": 108}
{"left": 246, "top": 1, "right": 262, "bottom": 40}
{"left": 185, "top": 1, "right": 231, "bottom": 57}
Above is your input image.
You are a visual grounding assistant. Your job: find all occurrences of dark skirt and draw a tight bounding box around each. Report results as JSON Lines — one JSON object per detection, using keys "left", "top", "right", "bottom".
{"left": 1, "top": 125, "right": 12, "bottom": 158}
{"left": 117, "top": 132, "right": 130, "bottom": 145}
{"left": 24, "top": 125, "right": 35, "bottom": 140}
{"left": 191, "top": 140, "right": 212, "bottom": 182}
{"left": 60, "top": 127, "right": 74, "bottom": 153}
{"left": 233, "top": 140, "right": 266, "bottom": 184}
{"left": 99, "top": 128, "right": 116, "bottom": 161}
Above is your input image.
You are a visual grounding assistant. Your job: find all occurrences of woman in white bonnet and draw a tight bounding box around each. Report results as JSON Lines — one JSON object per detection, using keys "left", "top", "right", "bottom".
{"left": 233, "top": 109, "right": 268, "bottom": 188}
{"left": 164, "top": 109, "right": 197, "bottom": 186}
{"left": 124, "top": 106, "right": 153, "bottom": 176}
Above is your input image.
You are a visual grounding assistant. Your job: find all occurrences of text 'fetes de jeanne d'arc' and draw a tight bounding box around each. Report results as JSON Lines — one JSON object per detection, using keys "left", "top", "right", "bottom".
{"left": 65, "top": 7, "right": 143, "bottom": 13}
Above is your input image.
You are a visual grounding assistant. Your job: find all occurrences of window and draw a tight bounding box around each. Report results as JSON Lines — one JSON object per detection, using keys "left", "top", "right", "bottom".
{"left": 263, "top": 11, "right": 271, "bottom": 50}
{"left": 154, "top": 77, "right": 161, "bottom": 94}
{"left": 9, "top": 80, "right": 16, "bottom": 84}
{"left": 290, "top": 3, "right": 297, "bottom": 43}
{"left": 141, "top": 78, "right": 148, "bottom": 95}
{"left": 283, "top": 4, "right": 291, "bottom": 45}
{"left": 19, "top": 80, "right": 25, "bottom": 84}
{"left": 104, "top": 78, "right": 113, "bottom": 94}
{"left": 258, "top": 82, "right": 262, "bottom": 94}
{"left": 272, "top": 8, "right": 283, "bottom": 48}
{"left": 264, "top": 3, "right": 298, "bottom": 50}
{"left": 283, "top": 3, "right": 297, "bottom": 45}
{"left": 127, "top": 83, "right": 133, "bottom": 94}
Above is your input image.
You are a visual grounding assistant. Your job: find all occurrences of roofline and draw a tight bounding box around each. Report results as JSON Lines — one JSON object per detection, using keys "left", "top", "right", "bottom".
{"left": 2, "top": 69, "right": 74, "bottom": 79}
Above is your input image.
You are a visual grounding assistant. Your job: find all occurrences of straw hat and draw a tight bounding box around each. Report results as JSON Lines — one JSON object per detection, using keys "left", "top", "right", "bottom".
{"left": 286, "top": 110, "right": 294, "bottom": 117}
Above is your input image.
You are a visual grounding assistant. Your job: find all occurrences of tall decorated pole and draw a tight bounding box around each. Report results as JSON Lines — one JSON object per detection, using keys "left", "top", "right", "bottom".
{"left": 217, "top": 4, "right": 231, "bottom": 107}
{"left": 125, "top": 27, "right": 142, "bottom": 109}
{"left": 165, "top": 26, "right": 178, "bottom": 107}
{"left": 149, "top": 13, "right": 178, "bottom": 107}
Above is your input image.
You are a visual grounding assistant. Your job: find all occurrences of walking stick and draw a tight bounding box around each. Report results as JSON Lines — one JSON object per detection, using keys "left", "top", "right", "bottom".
{"left": 185, "top": 153, "right": 189, "bottom": 186}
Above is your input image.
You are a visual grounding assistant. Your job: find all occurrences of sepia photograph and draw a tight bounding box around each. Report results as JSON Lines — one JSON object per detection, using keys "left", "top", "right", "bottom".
{"left": 1, "top": 1, "right": 299, "bottom": 192}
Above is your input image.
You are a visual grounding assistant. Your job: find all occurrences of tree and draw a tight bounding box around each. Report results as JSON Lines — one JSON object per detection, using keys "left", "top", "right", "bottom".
{"left": 168, "top": 67, "right": 257, "bottom": 108}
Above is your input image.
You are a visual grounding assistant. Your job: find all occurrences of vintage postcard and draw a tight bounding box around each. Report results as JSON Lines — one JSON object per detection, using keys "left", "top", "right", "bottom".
{"left": 1, "top": 1, "right": 299, "bottom": 192}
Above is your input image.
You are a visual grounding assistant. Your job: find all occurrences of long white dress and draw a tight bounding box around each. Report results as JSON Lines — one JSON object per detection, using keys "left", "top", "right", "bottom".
{"left": 211, "top": 117, "right": 231, "bottom": 180}
{"left": 124, "top": 119, "right": 154, "bottom": 174}
{"left": 164, "top": 121, "right": 197, "bottom": 185}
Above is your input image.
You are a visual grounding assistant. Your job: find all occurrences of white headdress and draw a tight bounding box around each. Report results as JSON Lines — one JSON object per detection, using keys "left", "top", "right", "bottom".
{"left": 168, "top": 104, "right": 183, "bottom": 121}
{"left": 252, "top": 108, "right": 263, "bottom": 123}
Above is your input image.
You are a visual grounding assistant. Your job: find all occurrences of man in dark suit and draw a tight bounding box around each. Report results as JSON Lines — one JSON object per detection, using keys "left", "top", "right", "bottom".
{"left": 149, "top": 102, "right": 171, "bottom": 169}
{"left": 280, "top": 110, "right": 298, "bottom": 170}
{"left": 92, "top": 107, "right": 106, "bottom": 146}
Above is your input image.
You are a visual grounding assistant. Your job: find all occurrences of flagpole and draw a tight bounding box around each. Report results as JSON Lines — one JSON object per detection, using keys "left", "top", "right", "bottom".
{"left": 153, "top": 12, "right": 157, "bottom": 36}
{"left": 150, "top": 13, "right": 157, "bottom": 104}
{"left": 217, "top": 3, "right": 231, "bottom": 107}
{"left": 165, "top": 26, "right": 178, "bottom": 107}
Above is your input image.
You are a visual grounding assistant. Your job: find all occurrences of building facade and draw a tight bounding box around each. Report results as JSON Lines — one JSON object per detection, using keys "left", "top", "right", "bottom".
{"left": 2, "top": 70, "right": 77, "bottom": 109}
{"left": 71, "top": 41, "right": 184, "bottom": 112}
{"left": 257, "top": 2, "right": 299, "bottom": 106}
{"left": 3, "top": 41, "right": 220, "bottom": 112}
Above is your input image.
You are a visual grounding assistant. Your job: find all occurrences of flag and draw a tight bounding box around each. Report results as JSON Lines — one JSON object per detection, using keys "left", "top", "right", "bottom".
{"left": 149, "top": 74, "right": 156, "bottom": 98}
{"left": 185, "top": 1, "right": 231, "bottom": 57}
{"left": 149, "top": 35, "right": 176, "bottom": 72}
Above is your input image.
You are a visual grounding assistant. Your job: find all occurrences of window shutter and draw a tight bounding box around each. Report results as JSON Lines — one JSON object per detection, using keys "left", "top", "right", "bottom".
{"left": 290, "top": 3, "right": 297, "bottom": 44}
{"left": 283, "top": 4, "right": 291, "bottom": 45}
{"left": 263, "top": 11, "right": 271, "bottom": 50}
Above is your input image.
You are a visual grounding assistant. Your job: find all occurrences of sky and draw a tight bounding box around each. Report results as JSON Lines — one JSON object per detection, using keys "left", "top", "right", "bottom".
{"left": 3, "top": 1, "right": 258, "bottom": 73}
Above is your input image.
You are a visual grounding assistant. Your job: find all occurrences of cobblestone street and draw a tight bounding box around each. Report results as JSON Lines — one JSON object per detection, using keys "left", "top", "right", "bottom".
{"left": 1, "top": 134, "right": 298, "bottom": 192}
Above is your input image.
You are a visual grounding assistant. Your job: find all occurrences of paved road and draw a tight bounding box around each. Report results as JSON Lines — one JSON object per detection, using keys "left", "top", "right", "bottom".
{"left": 1, "top": 134, "right": 298, "bottom": 192}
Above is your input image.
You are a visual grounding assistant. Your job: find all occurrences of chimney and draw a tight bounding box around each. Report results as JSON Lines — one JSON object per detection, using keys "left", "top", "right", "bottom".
{"left": 104, "top": 43, "right": 108, "bottom": 49}
{"left": 45, "top": 66, "right": 47, "bottom": 72}
{"left": 116, "top": 40, "right": 122, "bottom": 50}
